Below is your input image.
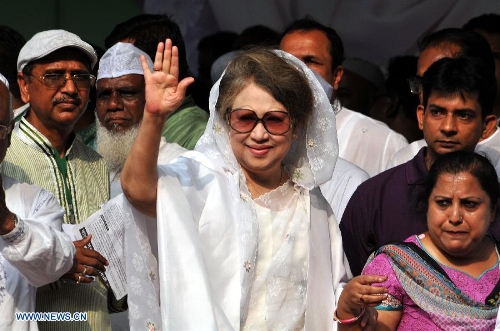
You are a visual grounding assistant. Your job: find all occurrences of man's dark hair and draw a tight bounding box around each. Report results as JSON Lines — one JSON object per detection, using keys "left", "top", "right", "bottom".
{"left": 233, "top": 25, "right": 280, "bottom": 50}
{"left": 386, "top": 56, "right": 420, "bottom": 121}
{"left": 417, "top": 28, "right": 495, "bottom": 74}
{"left": 282, "top": 17, "right": 344, "bottom": 69}
{"left": 105, "top": 14, "right": 189, "bottom": 79}
{"left": 0, "top": 25, "right": 26, "bottom": 100}
{"left": 463, "top": 13, "right": 500, "bottom": 34}
{"left": 422, "top": 56, "right": 497, "bottom": 118}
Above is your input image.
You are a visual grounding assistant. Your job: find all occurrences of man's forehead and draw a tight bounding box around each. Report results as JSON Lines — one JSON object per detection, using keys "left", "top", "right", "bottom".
{"left": 30, "top": 47, "right": 92, "bottom": 70}
{"left": 282, "top": 30, "right": 330, "bottom": 51}
{"left": 427, "top": 90, "right": 481, "bottom": 110}
{"left": 97, "top": 74, "right": 145, "bottom": 88}
{"left": 417, "top": 44, "right": 461, "bottom": 75}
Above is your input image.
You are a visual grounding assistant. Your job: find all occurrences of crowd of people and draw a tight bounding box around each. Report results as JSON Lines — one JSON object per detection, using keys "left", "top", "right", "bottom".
{"left": 0, "top": 10, "right": 499, "bottom": 331}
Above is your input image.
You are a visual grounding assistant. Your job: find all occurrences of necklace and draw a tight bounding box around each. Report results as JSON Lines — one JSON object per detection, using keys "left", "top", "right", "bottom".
{"left": 247, "top": 167, "right": 285, "bottom": 199}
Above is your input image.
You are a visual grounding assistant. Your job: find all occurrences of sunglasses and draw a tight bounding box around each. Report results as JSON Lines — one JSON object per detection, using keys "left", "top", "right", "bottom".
{"left": 228, "top": 108, "right": 292, "bottom": 135}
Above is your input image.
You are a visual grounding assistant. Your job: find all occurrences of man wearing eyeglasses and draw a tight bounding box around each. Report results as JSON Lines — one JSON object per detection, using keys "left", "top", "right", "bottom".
{"left": 0, "top": 73, "right": 77, "bottom": 331}
{"left": 0, "top": 30, "right": 113, "bottom": 331}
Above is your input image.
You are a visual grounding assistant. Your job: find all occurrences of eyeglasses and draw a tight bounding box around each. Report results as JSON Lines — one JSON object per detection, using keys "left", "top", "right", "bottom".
{"left": 228, "top": 109, "right": 292, "bottom": 135}
{"left": 407, "top": 76, "right": 422, "bottom": 95}
{"left": 0, "top": 123, "right": 13, "bottom": 140}
{"left": 31, "top": 73, "right": 96, "bottom": 89}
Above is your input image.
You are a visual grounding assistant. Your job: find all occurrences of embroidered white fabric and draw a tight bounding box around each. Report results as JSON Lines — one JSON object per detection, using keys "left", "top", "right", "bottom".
{"left": 195, "top": 50, "right": 338, "bottom": 321}
{"left": 97, "top": 42, "right": 154, "bottom": 81}
{"left": 123, "top": 49, "right": 341, "bottom": 331}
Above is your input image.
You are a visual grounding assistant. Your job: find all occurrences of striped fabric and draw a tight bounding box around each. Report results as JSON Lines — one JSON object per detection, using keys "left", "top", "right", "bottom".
{"left": 1, "top": 118, "right": 109, "bottom": 224}
{"left": 0, "top": 117, "right": 112, "bottom": 331}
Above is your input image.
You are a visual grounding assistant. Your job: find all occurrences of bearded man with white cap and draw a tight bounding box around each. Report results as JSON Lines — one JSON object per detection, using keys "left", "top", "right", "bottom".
{"left": 96, "top": 42, "right": 186, "bottom": 198}
{"left": 0, "top": 30, "right": 114, "bottom": 331}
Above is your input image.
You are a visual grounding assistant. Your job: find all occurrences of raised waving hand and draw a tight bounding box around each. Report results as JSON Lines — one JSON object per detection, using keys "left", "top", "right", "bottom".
{"left": 140, "top": 38, "right": 194, "bottom": 118}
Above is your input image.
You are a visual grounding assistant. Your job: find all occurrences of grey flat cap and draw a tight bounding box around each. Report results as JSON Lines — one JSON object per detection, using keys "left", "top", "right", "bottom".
{"left": 17, "top": 29, "right": 97, "bottom": 72}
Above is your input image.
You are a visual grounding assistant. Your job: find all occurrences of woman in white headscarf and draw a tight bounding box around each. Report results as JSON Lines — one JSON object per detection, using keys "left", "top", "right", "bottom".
{"left": 121, "top": 39, "right": 354, "bottom": 330}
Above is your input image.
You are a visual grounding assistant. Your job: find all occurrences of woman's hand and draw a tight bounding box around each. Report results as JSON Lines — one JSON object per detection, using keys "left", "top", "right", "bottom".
{"left": 141, "top": 38, "right": 194, "bottom": 118}
{"left": 336, "top": 275, "right": 388, "bottom": 330}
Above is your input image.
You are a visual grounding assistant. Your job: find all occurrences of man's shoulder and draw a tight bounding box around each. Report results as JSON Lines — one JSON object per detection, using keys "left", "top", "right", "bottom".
{"left": 71, "top": 138, "right": 105, "bottom": 161}
{"left": 338, "top": 108, "right": 405, "bottom": 137}
{"left": 174, "top": 96, "right": 209, "bottom": 121}
{"left": 355, "top": 161, "right": 409, "bottom": 197}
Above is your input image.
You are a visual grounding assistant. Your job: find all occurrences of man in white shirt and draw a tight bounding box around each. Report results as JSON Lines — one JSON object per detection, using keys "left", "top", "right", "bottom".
{"left": 0, "top": 74, "right": 75, "bottom": 330}
{"left": 280, "top": 17, "right": 408, "bottom": 176}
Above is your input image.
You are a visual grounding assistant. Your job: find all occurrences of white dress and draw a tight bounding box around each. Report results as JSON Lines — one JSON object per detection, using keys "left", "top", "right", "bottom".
{"left": 122, "top": 50, "right": 352, "bottom": 331}
{"left": 0, "top": 176, "right": 74, "bottom": 331}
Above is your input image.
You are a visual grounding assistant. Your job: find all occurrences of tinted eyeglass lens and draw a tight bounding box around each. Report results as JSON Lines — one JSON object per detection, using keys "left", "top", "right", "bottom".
{"left": 42, "top": 74, "right": 96, "bottom": 88}
{"left": 229, "top": 109, "right": 291, "bottom": 134}
{"left": 407, "top": 76, "right": 422, "bottom": 95}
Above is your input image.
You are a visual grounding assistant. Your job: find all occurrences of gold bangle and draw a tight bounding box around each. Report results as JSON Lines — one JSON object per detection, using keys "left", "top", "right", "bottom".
{"left": 333, "top": 307, "right": 366, "bottom": 324}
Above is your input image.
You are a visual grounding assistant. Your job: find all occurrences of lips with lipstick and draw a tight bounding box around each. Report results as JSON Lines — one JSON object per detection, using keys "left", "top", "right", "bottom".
{"left": 248, "top": 144, "right": 272, "bottom": 156}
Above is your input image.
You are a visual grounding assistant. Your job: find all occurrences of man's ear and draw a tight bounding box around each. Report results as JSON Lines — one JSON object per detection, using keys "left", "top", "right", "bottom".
{"left": 481, "top": 114, "right": 497, "bottom": 140}
{"left": 17, "top": 73, "right": 30, "bottom": 104}
{"left": 332, "top": 66, "right": 343, "bottom": 91}
{"left": 416, "top": 104, "right": 425, "bottom": 131}
{"left": 384, "top": 95, "right": 400, "bottom": 119}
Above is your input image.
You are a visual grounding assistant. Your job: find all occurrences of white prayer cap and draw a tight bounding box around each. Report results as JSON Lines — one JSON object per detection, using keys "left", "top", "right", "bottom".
{"left": 0, "top": 73, "right": 9, "bottom": 90}
{"left": 17, "top": 29, "right": 97, "bottom": 71}
{"left": 97, "top": 42, "right": 153, "bottom": 81}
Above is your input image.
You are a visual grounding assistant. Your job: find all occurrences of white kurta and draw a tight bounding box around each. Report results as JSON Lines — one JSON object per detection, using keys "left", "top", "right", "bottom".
{"left": 336, "top": 107, "right": 409, "bottom": 176}
{"left": 0, "top": 176, "right": 74, "bottom": 331}
{"left": 388, "top": 128, "right": 500, "bottom": 177}
{"left": 109, "top": 138, "right": 186, "bottom": 331}
{"left": 124, "top": 152, "right": 351, "bottom": 331}
{"left": 319, "top": 157, "right": 369, "bottom": 222}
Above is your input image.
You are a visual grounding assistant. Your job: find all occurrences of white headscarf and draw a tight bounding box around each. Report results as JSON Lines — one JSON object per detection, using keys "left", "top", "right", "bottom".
{"left": 196, "top": 49, "right": 339, "bottom": 191}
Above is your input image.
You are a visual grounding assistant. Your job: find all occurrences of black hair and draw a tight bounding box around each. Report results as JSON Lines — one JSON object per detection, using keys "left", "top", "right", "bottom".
{"left": 421, "top": 56, "right": 496, "bottom": 118}
{"left": 0, "top": 25, "right": 26, "bottom": 100}
{"left": 282, "top": 17, "right": 344, "bottom": 69}
{"left": 417, "top": 28, "right": 495, "bottom": 75}
{"left": 233, "top": 25, "right": 280, "bottom": 50}
{"left": 385, "top": 55, "right": 420, "bottom": 120}
{"left": 104, "top": 14, "right": 189, "bottom": 79}
{"left": 463, "top": 13, "right": 500, "bottom": 34}
{"left": 424, "top": 151, "right": 499, "bottom": 211}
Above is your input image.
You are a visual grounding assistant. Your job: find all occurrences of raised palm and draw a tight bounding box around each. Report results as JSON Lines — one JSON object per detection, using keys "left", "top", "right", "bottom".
{"left": 141, "top": 39, "right": 194, "bottom": 118}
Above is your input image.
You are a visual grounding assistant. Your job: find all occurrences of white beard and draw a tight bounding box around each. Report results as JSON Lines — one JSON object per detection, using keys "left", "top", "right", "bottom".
{"left": 96, "top": 119, "right": 141, "bottom": 176}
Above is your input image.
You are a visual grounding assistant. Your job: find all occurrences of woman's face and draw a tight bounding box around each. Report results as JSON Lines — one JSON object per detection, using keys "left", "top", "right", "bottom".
{"left": 427, "top": 171, "right": 495, "bottom": 258}
{"left": 229, "top": 83, "right": 295, "bottom": 180}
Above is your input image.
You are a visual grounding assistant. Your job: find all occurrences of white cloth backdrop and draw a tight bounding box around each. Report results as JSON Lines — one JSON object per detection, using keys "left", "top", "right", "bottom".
{"left": 144, "top": 0, "right": 500, "bottom": 75}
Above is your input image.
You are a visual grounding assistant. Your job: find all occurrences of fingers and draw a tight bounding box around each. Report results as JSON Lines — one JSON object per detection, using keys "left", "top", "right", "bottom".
{"left": 360, "top": 307, "right": 378, "bottom": 331}
{"left": 73, "top": 234, "right": 92, "bottom": 248}
{"left": 162, "top": 39, "right": 172, "bottom": 74}
{"left": 358, "top": 274, "right": 388, "bottom": 285}
{"left": 154, "top": 41, "right": 165, "bottom": 72}
{"left": 141, "top": 55, "right": 152, "bottom": 78}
